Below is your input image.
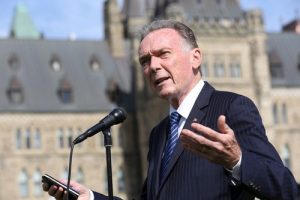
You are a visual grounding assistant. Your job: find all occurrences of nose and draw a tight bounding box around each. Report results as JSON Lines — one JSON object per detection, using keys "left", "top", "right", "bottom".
{"left": 149, "top": 56, "right": 161, "bottom": 73}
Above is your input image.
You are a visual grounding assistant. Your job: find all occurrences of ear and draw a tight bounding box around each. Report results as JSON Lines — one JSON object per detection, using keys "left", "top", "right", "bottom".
{"left": 190, "top": 48, "right": 202, "bottom": 70}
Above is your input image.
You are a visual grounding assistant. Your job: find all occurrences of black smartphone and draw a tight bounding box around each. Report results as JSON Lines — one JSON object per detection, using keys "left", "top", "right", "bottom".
{"left": 42, "top": 174, "right": 79, "bottom": 200}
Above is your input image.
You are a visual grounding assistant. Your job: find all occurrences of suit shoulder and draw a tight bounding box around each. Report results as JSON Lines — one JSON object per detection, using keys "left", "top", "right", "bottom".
{"left": 211, "top": 90, "right": 256, "bottom": 110}
{"left": 213, "top": 90, "right": 253, "bottom": 102}
{"left": 213, "top": 90, "right": 239, "bottom": 98}
{"left": 211, "top": 90, "right": 240, "bottom": 104}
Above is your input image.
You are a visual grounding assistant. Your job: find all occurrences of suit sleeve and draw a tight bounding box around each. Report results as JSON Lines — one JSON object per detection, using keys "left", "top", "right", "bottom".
{"left": 92, "top": 191, "right": 123, "bottom": 200}
{"left": 226, "top": 95, "right": 298, "bottom": 199}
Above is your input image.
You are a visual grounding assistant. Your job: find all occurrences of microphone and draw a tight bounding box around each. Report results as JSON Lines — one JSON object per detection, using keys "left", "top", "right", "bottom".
{"left": 73, "top": 107, "right": 127, "bottom": 144}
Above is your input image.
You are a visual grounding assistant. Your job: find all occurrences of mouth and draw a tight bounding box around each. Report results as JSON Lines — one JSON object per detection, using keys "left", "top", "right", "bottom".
{"left": 154, "top": 77, "right": 170, "bottom": 86}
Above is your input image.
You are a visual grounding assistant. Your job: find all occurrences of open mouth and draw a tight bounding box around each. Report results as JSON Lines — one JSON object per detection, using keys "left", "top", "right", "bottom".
{"left": 155, "top": 77, "right": 169, "bottom": 85}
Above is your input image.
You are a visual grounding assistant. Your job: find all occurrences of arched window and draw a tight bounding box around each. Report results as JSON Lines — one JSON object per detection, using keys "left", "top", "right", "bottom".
{"left": 214, "top": 62, "right": 225, "bottom": 77}
{"left": 8, "top": 53, "right": 20, "bottom": 70}
{"left": 18, "top": 169, "right": 29, "bottom": 197}
{"left": 25, "top": 128, "right": 31, "bottom": 149}
{"left": 57, "top": 77, "right": 74, "bottom": 104}
{"left": 57, "top": 128, "right": 64, "bottom": 148}
{"left": 269, "top": 50, "right": 283, "bottom": 78}
{"left": 89, "top": 55, "right": 101, "bottom": 71}
{"left": 6, "top": 75, "right": 24, "bottom": 104}
{"left": 34, "top": 128, "right": 41, "bottom": 149}
{"left": 230, "top": 63, "right": 241, "bottom": 77}
{"left": 33, "top": 169, "right": 42, "bottom": 197}
{"left": 67, "top": 128, "right": 73, "bottom": 148}
{"left": 229, "top": 56, "right": 242, "bottom": 78}
{"left": 272, "top": 103, "right": 278, "bottom": 124}
{"left": 282, "top": 103, "right": 288, "bottom": 124}
{"left": 50, "top": 55, "right": 62, "bottom": 72}
{"left": 16, "top": 128, "right": 22, "bottom": 149}
{"left": 213, "top": 55, "right": 225, "bottom": 77}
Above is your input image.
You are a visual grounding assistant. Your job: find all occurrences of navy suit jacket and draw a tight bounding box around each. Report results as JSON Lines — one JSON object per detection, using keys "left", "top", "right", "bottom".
{"left": 95, "top": 82, "right": 298, "bottom": 200}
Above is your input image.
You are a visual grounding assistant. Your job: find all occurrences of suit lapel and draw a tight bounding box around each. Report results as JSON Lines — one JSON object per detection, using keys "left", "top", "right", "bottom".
{"left": 157, "top": 82, "right": 215, "bottom": 194}
{"left": 148, "top": 117, "right": 169, "bottom": 199}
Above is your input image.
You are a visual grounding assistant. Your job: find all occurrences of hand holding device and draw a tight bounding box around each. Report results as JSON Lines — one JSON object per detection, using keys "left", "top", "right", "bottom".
{"left": 42, "top": 174, "right": 79, "bottom": 200}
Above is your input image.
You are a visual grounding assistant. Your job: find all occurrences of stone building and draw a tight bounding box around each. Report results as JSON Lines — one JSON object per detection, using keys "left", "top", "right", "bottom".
{"left": 0, "top": 0, "right": 299, "bottom": 200}
{"left": 0, "top": 2, "right": 131, "bottom": 200}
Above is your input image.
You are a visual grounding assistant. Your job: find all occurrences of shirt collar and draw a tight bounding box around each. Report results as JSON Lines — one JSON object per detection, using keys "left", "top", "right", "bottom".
{"left": 169, "top": 79, "right": 205, "bottom": 119}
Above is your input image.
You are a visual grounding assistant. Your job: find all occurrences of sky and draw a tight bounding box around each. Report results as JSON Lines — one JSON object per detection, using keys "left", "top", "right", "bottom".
{"left": 0, "top": 0, "right": 299, "bottom": 40}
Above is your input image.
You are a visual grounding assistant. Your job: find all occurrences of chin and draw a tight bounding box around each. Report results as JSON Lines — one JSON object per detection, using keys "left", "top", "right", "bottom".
{"left": 157, "top": 90, "right": 175, "bottom": 100}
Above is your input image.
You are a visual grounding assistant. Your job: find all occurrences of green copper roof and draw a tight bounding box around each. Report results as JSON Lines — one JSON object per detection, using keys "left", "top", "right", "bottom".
{"left": 10, "top": 3, "right": 40, "bottom": 39}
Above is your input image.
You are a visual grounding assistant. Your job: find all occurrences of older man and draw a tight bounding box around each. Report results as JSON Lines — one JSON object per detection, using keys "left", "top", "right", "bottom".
{"left": 43, "top": 19, "right": 299, "bottom": 200}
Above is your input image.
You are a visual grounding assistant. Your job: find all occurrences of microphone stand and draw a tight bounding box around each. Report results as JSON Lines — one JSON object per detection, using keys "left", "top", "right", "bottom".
{"left": 103, "top": 128, "right": 114, "bottom": 200}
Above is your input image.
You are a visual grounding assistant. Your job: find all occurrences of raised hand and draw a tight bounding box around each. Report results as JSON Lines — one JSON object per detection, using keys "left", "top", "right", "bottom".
{"left": 180, "top": 115, "right": 241, "bottom": 169}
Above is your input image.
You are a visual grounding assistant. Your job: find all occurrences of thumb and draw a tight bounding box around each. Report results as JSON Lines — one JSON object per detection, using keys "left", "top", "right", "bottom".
{"left": 217, "top": 115, "right": 230, "bottom": 134}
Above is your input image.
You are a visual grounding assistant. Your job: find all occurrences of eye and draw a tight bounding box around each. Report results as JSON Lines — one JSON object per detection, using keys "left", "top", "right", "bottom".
{"left": 140, "top": 58, "right": 150, "bottom": 68}
{"left": 160, "top": 51, "right": 170, "bottom": 58}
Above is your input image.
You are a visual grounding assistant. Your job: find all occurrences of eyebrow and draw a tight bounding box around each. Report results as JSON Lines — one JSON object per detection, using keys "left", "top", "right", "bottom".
{"left": 139, "top": 54, "right": 150, "bottom": 64}
{"left": 139, "top": 48, "right": 170, "bottom": 61}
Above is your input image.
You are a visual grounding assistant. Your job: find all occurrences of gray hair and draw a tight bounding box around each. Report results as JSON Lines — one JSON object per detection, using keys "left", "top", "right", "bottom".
{"left": 139, "top": 19, "right": 198, "bottom": 49}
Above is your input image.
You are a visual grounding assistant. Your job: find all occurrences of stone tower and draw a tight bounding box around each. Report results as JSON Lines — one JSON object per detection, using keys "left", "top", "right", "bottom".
{"left": 104, "top": 0, "right": 125, "bottom": 57}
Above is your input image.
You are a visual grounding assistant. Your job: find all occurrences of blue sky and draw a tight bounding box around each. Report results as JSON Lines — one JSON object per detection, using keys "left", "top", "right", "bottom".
{"left": 0, "top": 0, "right": 299, "bottom": 40}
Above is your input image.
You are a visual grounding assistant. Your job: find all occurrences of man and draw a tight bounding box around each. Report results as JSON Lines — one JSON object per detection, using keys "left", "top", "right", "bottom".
{"left": 43, "top": 19, "right": 299, "bottom": 199}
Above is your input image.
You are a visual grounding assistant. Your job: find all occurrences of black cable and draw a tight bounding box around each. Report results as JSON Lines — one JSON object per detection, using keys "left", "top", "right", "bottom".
{"left": 66, "top": 142, "right": 75, "bottom": 200}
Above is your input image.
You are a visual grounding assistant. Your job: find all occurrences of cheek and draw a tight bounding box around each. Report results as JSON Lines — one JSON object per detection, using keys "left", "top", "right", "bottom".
{"left": 143, "top": 69, "right": 153, "bottom": 83}
{"left": 174, "top": 60, "right": 192, "bottom": 81}
{"left": 143, "top": 68, "right": 150, "bottom": 76}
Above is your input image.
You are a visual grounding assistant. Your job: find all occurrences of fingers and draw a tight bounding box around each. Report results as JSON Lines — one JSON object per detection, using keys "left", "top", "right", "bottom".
{"left": 180, "top": 116, "right": 242, "bottom": 169}
{"left": 180, "top": 128, "right": 223, "bottom": 156}
{"left": 53, "top": 187, "right": 65, "bottom": 200}
{"left": 181, "top": 128, "right": 218, "bottom": 148}
{"left": 180, "top": 129, "right": 222, "bottom": 163}
{"left": 217, "top": 115, "right": 230, "bottom": 134}
{"left": 42, "top": 183, "right": 64, "bottom": 200}
{"left": 189, "top": 121, "right": 225, "bottom": 143}
{"left": 48, "top": 185, "right": 64, "bottom": 200}
{"left": 42, "top": 182, "right": 50, "bottom": 191}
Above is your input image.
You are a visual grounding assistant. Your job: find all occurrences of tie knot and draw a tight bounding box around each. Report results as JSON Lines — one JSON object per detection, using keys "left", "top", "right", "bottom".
{"left": 170, "top": 112, "right": 181, "bottom": 125}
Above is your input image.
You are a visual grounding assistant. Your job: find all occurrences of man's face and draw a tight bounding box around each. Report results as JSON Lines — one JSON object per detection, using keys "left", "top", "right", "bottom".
{"left": 138, "top": 28, "right": 201, "bottom": 107}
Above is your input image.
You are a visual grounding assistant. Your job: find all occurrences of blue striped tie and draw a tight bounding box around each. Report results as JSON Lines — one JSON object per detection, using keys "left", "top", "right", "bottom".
{"left": 160, "top": 112, "right": 181, "bottom": 183}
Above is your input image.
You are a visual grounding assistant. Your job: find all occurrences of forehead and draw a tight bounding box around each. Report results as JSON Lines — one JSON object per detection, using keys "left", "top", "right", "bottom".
{"left": 138, "top": 28, "right": 183, "bottom": 54}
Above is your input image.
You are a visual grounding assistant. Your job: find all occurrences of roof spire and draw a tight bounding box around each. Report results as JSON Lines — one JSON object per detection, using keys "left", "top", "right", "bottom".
{"left": 10, "top": 2, "right": 40, "bottom": 39}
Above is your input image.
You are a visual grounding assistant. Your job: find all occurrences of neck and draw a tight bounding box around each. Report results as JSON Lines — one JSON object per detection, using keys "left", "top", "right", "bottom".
{"left": 169, "top": 76, "right": 201, "bottom": 108}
